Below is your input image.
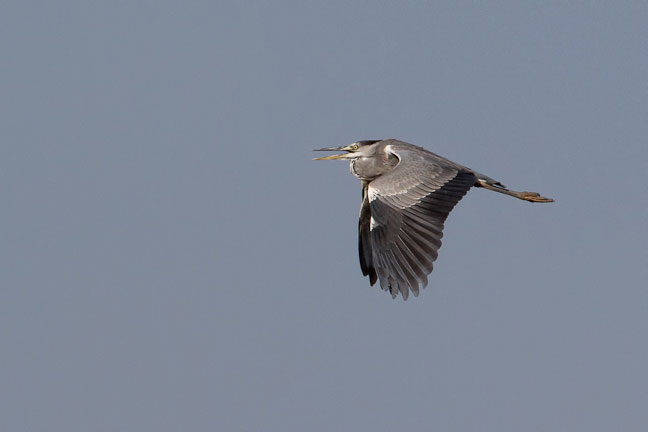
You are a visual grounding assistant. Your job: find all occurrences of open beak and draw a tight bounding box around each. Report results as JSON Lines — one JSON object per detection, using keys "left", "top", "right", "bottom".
{"left": 313, "top": 146, "right": 352, "bottom": 161}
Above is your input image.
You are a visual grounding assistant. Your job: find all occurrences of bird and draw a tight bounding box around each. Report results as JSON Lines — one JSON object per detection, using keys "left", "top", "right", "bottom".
{"left": 314, "top": 139, "right": 553, "bottom": 300}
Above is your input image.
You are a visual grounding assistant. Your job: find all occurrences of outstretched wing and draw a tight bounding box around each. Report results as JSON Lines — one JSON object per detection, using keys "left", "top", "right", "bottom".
{"left": 360, "top": 144, "right": 477, "bottom": 299}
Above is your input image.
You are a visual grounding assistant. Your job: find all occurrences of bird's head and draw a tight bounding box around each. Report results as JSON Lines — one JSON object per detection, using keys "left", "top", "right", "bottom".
{"left": 313, "top": 140, "right": 381, "bottom": 160}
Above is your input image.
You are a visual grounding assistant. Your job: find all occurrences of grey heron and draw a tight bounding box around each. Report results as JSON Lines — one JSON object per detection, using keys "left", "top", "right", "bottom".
{"left": 314, "top": 139, "right": 553, "bottom": 300}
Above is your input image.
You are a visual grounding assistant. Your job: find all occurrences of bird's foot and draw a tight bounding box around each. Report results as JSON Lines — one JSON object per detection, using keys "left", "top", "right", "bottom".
{"left": 519, "top": 192, "right": 554, "bottom": 203}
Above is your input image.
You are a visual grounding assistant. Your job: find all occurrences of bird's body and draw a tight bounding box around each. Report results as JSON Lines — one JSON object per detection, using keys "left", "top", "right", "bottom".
{"left": 314, "top": 139, "right": 553, "bottom": 300}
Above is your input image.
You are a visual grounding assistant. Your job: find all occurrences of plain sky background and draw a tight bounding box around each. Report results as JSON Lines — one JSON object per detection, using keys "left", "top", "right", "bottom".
{"left": 2, "top": 1, "right": 647, "bottom": 431}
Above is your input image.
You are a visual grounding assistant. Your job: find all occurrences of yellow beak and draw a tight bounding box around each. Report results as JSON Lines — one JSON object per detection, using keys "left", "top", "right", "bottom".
{"left": 313, "top": 153, "right": 350, "bottom": 161}
{"left": 312, "top": 146, "right": 353, "bottom": 161}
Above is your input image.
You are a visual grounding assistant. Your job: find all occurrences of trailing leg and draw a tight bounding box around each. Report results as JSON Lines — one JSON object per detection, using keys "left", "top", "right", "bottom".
{"left": 476, "top": 179, "right": 554, "bottom": 203}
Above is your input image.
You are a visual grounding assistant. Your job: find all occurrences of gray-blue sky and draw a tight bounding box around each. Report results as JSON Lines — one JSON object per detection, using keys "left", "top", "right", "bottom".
{"left": 2, "top": 1, "right": 647, "bottom": 431}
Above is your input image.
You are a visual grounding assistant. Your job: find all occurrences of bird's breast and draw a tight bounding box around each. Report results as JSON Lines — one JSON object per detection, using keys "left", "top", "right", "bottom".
{"left": 349, "top": 159, "right": 361, "bottom": 179}
{"left": 350, "top": 155, "right": 397, "bottom": 181}
{"left": 350, "top": 158, "right": 373, "bottom": 180}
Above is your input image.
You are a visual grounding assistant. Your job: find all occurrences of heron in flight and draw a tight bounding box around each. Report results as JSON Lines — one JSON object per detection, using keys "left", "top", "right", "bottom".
{"left": 314, "top": 139, "right": 553, "bottom": 300}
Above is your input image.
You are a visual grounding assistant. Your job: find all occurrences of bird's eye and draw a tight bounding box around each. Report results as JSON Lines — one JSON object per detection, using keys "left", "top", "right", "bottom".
{"left": 352, "top": 145, "right": 359, "bottom": 150}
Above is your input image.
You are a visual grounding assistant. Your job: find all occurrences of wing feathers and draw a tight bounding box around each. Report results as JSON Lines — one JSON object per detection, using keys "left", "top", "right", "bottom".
{"left": 359, "top": 144, "right": 477, "bottom": 299}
